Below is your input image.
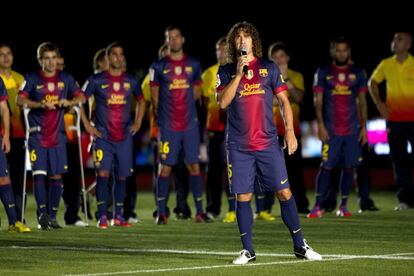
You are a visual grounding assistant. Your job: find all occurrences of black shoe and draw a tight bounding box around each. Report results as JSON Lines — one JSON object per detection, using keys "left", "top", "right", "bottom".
{"left": 176, "top": 212, "right": 191, "bottom": 220}
{"left": 173, "top": 206, "right": 191, "bottom": 218}
{"left": 298, "top": 207, "right": 311, "bottom": 214}
{"left": 49, "top": 219, "right": 63, "bottom": 229}
{"left": 321, "top": 199, "right": 337, "bottom": 213}
{"left": 359, "top": 198, "right": 379, "bottom": 212}
{"left": 38, "top": 214, "right": 51, "bottom": 230}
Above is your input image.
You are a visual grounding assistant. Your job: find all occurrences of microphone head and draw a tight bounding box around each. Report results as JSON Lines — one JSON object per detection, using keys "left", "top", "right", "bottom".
{"left": 240, "top": 46, "right": 247, "bottom": 56}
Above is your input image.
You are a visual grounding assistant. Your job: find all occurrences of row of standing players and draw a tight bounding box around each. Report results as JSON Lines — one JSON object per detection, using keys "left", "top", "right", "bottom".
{"left": 0, "top": 22, "right": 413, "bottom": 264}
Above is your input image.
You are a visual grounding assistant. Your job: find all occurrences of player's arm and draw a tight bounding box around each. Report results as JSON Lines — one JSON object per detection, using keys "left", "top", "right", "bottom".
{"left": 0, "top": 100, "right": 10, "bottom": 153}
{"left": 131, "top": 98, "right": 146, "bottom": 135}
{"left": 286, "top": 75, "right": 304, "bottom": 104}
{"left": 286, "top": 81, "right": 304, "bottom": 104}
{"left": 150, "top": 86, "right": 159, "bottom": 119}
{"left": 314, "top": 92, "right": 328, "bottom": 142}
{"left": 17, "top": 94, "right": 54, "bottom": 110}
{"left": 194, "top": 85, "right": 202, "bottom": 100}
{"left": 217, "top": 74, "right": 241, "bottom": 109}
{"left": 217, "top": 59, "right": 247, "bottom": 109}
{"left": 358, "top": 92, "right": 368, "bottom": 144}
{"left": 58, "top": 94, "right": 87, "bottom": 108}
{"left": 80, "top": 105, "right": 102, "bottom": 138}
{"left": 276, "top": 91, "right": 297, "bottom": 155}
{"left": 368, "top": 79, "right": 388, "bottom": 119}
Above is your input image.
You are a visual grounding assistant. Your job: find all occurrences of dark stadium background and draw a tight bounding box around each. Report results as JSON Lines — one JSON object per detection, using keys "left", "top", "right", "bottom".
{"left": 1, "top": 3, "right": 412, "bottom": 182}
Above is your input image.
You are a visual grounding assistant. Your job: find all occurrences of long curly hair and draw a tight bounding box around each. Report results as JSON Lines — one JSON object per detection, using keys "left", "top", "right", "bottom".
{"left": 226, "top": 21, "right": 262, "bottom": 63}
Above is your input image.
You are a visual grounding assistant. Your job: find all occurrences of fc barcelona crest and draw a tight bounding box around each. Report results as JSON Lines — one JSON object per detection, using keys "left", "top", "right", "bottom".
{"left": 338, "top": 73, "right": 346, "bottom": 82}
{"left": 113, "top": 82, "right": 121, "bottom": 92}
{"left": 47, "top": 82, "right": 55, "bottom": 92}
{"left": 174, "top": 66, "right": 182, "bottom": 75}
{"left": 246, "top": 69, "right": 254, "bottom": 80}
{"left": 259, "top": 68, "right": 268, "bottom": 77}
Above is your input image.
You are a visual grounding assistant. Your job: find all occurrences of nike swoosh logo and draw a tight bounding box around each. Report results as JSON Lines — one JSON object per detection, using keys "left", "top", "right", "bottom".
{"left": 293, "top": 228, "right": 301, "bottom": 234}
{"left": 101, "top": 84, "right": 109, "bottom": 88}
{"left": 163, "top": 69, "right": 170, "bottom": 74}
{"left": 231, "top": 75, "right": 236, "bottom": 78}
{"left": 240, "top": 232, "right": 247, "bottom": 237}
{"left": 36, "top": 85, "right": 44, "bottom": 89}
{"left": 157, "top": 197, "right": 166, "bottom": 201}
{"left": 281, "top": 178, "right": 288, "bottom": 185}
{"left": 326, "top": 76, "right": 334, "bottom": 80}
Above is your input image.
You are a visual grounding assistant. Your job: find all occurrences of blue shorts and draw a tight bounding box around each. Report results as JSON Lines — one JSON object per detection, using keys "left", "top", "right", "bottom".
{"left": 159, "top": 127, "right": 200, "bottom": 166}
{"left": 321, "top": 134, "right": 360, "bottom": 168}
{"left": 29, "top": 138, "right": 68, "bottom": 176}
{"left": 227, "top": 142, "right": 289, "bottom": 194}
{"left": 0, "top": 138, "right": 8, "bottom": 177}
{"left": 93, "top": 134, "right": 133, "bottom": 177}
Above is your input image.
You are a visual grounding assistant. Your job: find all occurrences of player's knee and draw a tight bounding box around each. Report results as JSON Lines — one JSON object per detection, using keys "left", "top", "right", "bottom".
{"left": 159, "top": 165, "right": 172, "bottom": 177}
{"left": 49, "top": 174, "right": 62, "bottom": 180}
{"left": 276, "top": 188, "right": 292, "bottom": 201}
{"left": 237, "top": 193, "right": 252, "bottom": 202}
{"left": 98, "top": 171, "right": 110, "bottom": 178}
{"left": 187, "top": 163, "right": 200, "bottom": 174}
{"left": 0, "top": 176, "right": 10, "bottom": 185}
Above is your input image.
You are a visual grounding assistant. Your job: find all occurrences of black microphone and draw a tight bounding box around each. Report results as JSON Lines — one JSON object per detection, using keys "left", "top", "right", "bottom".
{"left": 240, "top": 47, "right": 248, "bottom": 75}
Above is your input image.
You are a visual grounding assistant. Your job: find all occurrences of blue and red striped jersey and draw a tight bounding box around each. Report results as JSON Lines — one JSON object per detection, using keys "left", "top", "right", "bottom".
{"left": 19, "top": 70, "right": 82, "bottom": 147}
{"left": 83, "top": 71, "right": 143, "bottom": 142}
{"left": 217, "top": 58, "right": 288, "bottom": 151}
{"left": 149, "top": 55, "right": 202, "bottom": 131}
{"left": 313, "top": 64, "right": 368, "bottom": 136}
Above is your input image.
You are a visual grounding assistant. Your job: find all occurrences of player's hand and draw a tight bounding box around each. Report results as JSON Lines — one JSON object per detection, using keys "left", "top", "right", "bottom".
{"left": 130, "top": 121, "right": 142, "bottom": 135}
{"left": 1, "top": 134, "right": 10, "bottom": 153}
{"left": 318, "top": 123, "right": 329, "bottom": 143}
{"left": 237, "top": 56, "right": 249, "bottom": 76}
{"left": 377, "top": 102, "right": 389, "bottom": 120}
{"left": 279, "top": 63, "right": 289, "bottom": 79}
{"left": 359, "top": 127, "right": 367, "bottom": 145}
{"left": 58, "top": 99, "right": 72, "bottom": 108}
{"left": 284, "top": 130, "right": 297, "bottom": 155}
{"left": 86, "top": 124, "right": 102, "bottom": 138}
{"left": 44, "top": 102, "right": 56, "bottom": 110}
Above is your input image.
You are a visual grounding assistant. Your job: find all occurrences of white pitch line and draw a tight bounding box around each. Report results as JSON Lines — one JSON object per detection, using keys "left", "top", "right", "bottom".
{"left": 2, "top": 246, "right": 414, "bottom": 260}
{"left": 65, "top": 258, "right": 342, "bottom": 276}
{"left": 2, "top": 246, "right": 291, "bottom": 257}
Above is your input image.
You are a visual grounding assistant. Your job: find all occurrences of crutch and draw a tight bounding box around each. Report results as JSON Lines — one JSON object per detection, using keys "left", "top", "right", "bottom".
{"left": 68, "top": 104, "right": 89, "bottom": 225}
{"left": 21, "top": 107, "right": 40, "bottom": 223}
